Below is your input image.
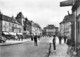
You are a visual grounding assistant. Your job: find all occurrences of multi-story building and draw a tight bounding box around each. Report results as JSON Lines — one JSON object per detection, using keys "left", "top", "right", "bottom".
{"left": 0, "top": 11, "right": 42, "bottom": 40}
{"left": 15, "top": 12, "right": 25, "bottom": 34}
{"left": 31, "top": 21, "right": 42, "bottom": 36}
{"left": 60, "top": 0, "right": 80, "bottom": 56}
{"left": 0, "top": 11, "right": 22, "bottom": 40}
{"left": 60, "top": 21, "right": 65, "bottom": 36}
{"left": 16, "top": 12, "right": 32, "bottom": 38}
{"left": 35, "top": 23, "right": 42, "bottom": 36}
{"left": 60, "top": 13, "right": 74, "bottom": 39}
{"left": 43, "top": 25, "right": 58, "bottom": 36}
{"left": 23, "top": 18, "right": 31, "bottom": 36}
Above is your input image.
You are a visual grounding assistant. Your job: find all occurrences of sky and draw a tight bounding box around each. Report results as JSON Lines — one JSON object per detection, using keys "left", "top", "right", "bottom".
{"left": 0, "top": 0, "right": 72, "bottom": 28}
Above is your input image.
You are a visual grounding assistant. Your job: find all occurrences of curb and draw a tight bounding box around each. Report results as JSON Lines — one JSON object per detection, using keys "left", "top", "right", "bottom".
{"left": 48, "top": 43, "right": 52, "bottom": 57}
{"left": 45, "top": 43, "right": 52, "bottom": 57}
{"left": 0, "top": 42, "right": 23, "bottom": 46}
{"left": 0, "top": 40, "right": 31, "bottom": 46}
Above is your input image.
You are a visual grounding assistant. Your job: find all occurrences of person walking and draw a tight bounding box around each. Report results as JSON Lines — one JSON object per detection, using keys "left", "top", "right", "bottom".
{"left": 31, "top": 34, "right": 34, "bottom": 41}
{"left": 34, "top": 35, "right": 38, "bottom": 46}
{"left": 53, "top": 35, "right": 56, "bottom": 50}
{"left": 64, "top": 36, "right": 67, "bottom": 43}
{"left": 58, "top": 35, "right": 62, "bottom": 44}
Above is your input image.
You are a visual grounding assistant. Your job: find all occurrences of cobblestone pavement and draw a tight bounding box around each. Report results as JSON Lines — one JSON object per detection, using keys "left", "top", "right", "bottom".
{"left": 49, "top": 43, "right": 71, "bottom": 57}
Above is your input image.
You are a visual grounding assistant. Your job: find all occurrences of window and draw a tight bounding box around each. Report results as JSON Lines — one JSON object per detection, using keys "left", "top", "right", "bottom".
{"left": 12, "top": 27, "right": 14, "bottom": 32}
{"left": 5, "top": 22, "right": 9, "bottom": 32}
{"left": 19, "top": 29, "right": 21, "bottom": 33}
{"left": 24, "top": 27, "right": 26, "bottom": 31}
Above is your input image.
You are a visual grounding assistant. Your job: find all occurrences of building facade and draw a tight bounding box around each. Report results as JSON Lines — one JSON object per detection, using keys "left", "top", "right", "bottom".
{"left": 23, "top": 18, "right": 32, "bottom": 37}
{"left": 0, "top": 11, "right": 42, "bottom": 40}
{"left": 0, "top": 12, "right": 23, "bottom": 40}
{"left": 60, "top": 14, "right": 74, "bottom": 39}
{"left": 31, "top": 21, "right": 42, "bottom": 36}
{"left": 16, "top": 12, "right": 25, "bottom": 34}
{"left": 60, "top": 22, "right": 65, "bottom": 36}
{"left": 16, "top": 12, "right": 32, "bottom": 38}
{"left": 43, "top": 25, "right": 58, "bottom": 36}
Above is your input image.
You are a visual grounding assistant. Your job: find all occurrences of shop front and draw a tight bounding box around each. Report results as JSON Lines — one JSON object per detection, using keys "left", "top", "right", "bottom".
{"left": 9, "top": 32, "right": 17, "bottom": 40}
{"left": 17, "top": 33, "right": 23, "bottom": 40}
{"left": 2, "top": 31, "right": 11, "bottom": 40}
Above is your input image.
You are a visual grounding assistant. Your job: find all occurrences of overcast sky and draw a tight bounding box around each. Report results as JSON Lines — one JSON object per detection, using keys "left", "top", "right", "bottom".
{"left": 0, "top": 0, "right": 71, "bottom": 28}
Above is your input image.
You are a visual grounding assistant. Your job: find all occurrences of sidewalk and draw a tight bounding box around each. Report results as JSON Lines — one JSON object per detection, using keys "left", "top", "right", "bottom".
{"left": 0, "top": 39, "right": 31, "bottom": 46}
{"left": 49, "top": 43, "right": 71, "bottom": 57}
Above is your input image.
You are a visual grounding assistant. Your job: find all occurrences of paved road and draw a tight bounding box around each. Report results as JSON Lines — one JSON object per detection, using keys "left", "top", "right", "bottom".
{"left": 0, "top": 37, "right": 53, "bottom": 57}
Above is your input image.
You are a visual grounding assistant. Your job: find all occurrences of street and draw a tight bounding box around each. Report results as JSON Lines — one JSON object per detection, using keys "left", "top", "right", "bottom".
{"left": 0, "top": 0, "right": 79, "bottom": 57}
{"left": 0, "top": 37, "right": 53, "bottom": 57}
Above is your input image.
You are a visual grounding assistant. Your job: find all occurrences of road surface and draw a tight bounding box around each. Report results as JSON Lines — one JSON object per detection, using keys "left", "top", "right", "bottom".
{"left": 0, "top": 37, "right": 53, "bottom": 57}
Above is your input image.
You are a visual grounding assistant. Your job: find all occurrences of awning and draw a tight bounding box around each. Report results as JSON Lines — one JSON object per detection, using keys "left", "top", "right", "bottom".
{"left": 3, "top": 32, "right": 9, "bottom": 35}
{"left": 9, "top": 32, "right": 16, "bottom": 35}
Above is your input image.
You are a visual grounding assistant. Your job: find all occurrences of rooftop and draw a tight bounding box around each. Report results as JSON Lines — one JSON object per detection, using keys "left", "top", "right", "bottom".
{"left": 44, "top": 24, "right": 57, "bottom": 29}
{"left": 60, "top": 14, "right": 74, "bottom": 24}
{"left": 0, "top": 13, "right": 21, "bottom": 25}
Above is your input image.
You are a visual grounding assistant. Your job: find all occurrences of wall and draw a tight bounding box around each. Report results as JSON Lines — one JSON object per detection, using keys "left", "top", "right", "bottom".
{"left": 45, "top": 28, "right": 56, "bottom": 36}
{"left": 60, "top": 21, "right": 72, "bottom": 39}
{"left": 0, "top": 16, "right": 2, "bottom": 36}
{"left": 60, "top": 23, "right": 65, "bottom": 36}
{"left": 64, "top": 22, "right": 72, "bottom": 39}
{"left": 2, "top": 21, "right": 9, "bottom": 32}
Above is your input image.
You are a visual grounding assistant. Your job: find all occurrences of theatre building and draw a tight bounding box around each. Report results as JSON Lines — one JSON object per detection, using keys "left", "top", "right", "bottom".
{"left": 43, "top": 25, "right": 58, "bottom": 36}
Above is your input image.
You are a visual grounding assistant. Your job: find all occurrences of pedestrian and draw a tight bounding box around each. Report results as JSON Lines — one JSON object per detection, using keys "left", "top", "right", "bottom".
{"left": 53, "top": 35, "right": 56, "bottom": 50}
{"left": 58, "top": 36, "right": 62, "bottom": 44}
{"left": 38, "top": 35, "right": 40, "bottom": 40}
{"left": 64, "top": 36, "right": 67, "bottom": 43}
{"left": 34, "top": 35, "right": 38, "bottom": 46}
{"left": 31, "top": 34, "right": 33, "bottom": 41}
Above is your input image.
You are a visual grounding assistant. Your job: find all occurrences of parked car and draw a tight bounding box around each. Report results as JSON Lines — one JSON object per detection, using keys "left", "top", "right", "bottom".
{"left": 0, "top": 36, "right": 6, "bottom": 43}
